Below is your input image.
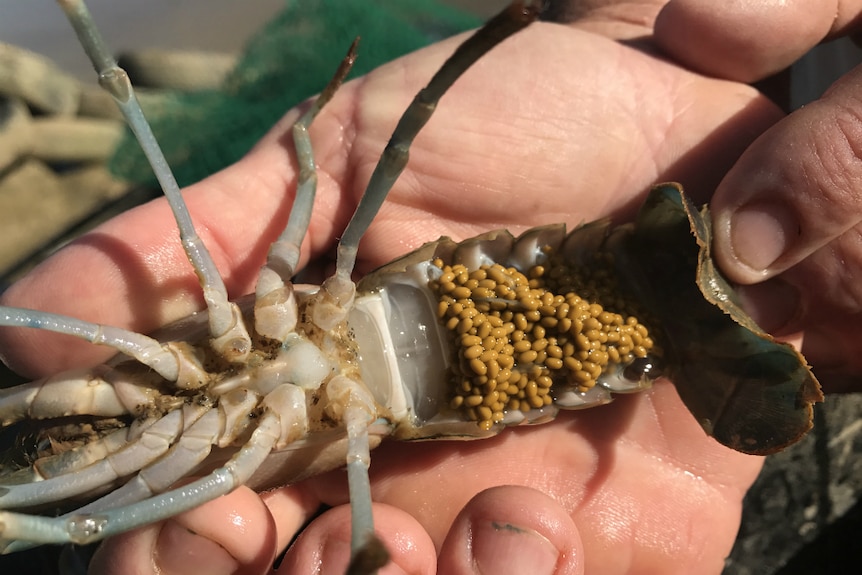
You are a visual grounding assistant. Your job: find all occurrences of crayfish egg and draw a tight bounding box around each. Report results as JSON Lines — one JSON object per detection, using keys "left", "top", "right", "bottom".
{"left": 430, "top": 249, "right": 661, "bottom": 430}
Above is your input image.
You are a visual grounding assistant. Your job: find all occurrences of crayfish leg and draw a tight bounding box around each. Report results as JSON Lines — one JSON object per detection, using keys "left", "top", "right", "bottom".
{"left": 56, "top": 0, "right": 252, "bottom": 363}
{"left": 0, "top": 385, "right": 305, "bottom": 552}
{"left": 255, "top": 40, "right": 359, "bottom": 342}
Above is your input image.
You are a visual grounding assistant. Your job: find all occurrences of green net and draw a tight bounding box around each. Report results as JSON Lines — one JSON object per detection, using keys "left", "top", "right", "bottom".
{"left": 109, "top": 0, "right": 480, "bottom": 187}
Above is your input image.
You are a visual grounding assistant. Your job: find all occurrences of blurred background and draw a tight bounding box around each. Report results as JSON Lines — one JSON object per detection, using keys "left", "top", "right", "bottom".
{"left": 0, "top": 0, "right": 506, "bottom": 79}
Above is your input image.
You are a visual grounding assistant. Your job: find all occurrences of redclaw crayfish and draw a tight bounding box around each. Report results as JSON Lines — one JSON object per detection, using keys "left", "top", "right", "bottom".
{"left": 0, "top": 0, "right": 822, "bottom": 571}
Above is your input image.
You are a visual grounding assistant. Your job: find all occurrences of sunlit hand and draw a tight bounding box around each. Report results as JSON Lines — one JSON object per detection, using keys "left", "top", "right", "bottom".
{"left": 2, "top": 1, "right": 835, "bottom": 573}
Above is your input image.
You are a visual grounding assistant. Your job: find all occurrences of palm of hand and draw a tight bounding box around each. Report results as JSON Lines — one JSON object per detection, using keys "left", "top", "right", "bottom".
{"left": 0, "top": 20, "right": 783, "bottom": 575}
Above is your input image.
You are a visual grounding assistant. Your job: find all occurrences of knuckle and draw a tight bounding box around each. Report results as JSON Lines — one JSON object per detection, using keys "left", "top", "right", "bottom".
{"left": 809, "top": 94, "right": 862, "bottom": 211}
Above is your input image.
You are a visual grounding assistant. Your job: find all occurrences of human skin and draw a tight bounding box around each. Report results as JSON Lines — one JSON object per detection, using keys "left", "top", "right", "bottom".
{"left": 1, "top": 0, "right": 860, "bottom": 573}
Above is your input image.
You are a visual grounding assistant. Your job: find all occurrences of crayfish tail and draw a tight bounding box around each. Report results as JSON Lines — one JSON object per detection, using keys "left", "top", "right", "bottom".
{"left": 625, "top": 183, "right": 822, "bottom": 455}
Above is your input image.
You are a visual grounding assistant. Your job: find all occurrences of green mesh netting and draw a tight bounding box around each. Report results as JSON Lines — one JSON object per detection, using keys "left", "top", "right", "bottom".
{"left": 109, "top": 0, "right": 481, "bottom": 187}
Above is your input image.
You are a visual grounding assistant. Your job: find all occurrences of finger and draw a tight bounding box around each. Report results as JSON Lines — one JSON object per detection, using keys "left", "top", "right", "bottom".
{"left": 88, "top": 486, "right": 277, "bottom": 575}
{"left": 801, "top": 321, "right": 862, "bottom": 392}
{"left": 731, "top": 243, "right": 862, "bottom": 392}
{"left": 279, "top": 503, "right": 436, "bottom": 575}
{"left": 712, "top": 62, "right": 862, "bottom": 285}
{"left": 437, "top": 485, "right": 583, "bottom": 575}
{"left": 655, "top": 0, "right": 862, "bottom": 82}
{"left": 259, "top": 486, "right": 326, "bottom": 555}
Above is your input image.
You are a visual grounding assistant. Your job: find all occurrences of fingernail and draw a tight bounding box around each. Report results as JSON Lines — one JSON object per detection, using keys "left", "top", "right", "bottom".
{"left": 155, "top": 520, "right": 239, "bottom": 575}
{"left": 730, "top": 201, "right": 798, "bottom": 272}
{"left": 472, "top": 520, "right": 559, "bottom": 575}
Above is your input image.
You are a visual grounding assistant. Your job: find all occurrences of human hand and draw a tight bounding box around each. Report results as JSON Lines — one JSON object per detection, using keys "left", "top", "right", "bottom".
{"left": 0, "top": 4, "right": 793, "bottom": 574}
{"left": 651, "top": 0, "right": 862, "bottom": 393}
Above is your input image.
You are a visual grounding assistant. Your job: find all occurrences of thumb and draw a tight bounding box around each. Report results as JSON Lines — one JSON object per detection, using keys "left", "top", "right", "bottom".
{"left": 654, "top": 0, "right": 856, "bottom": 82}
{"left": 437, "top": 485, "right": 583, "bottom": 575}
{"left": 712, "top": 63, "right": 862, "bottom": 285}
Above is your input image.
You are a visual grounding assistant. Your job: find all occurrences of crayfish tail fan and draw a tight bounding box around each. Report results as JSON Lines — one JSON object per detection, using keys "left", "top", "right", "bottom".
{"left": 624, "top": 183, "right": 822, "bottom": 455}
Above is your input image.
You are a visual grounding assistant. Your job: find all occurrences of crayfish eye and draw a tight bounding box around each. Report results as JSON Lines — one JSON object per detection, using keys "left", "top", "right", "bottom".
{"left": 623, "top": 357, "right": 662, "bottom": 383}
